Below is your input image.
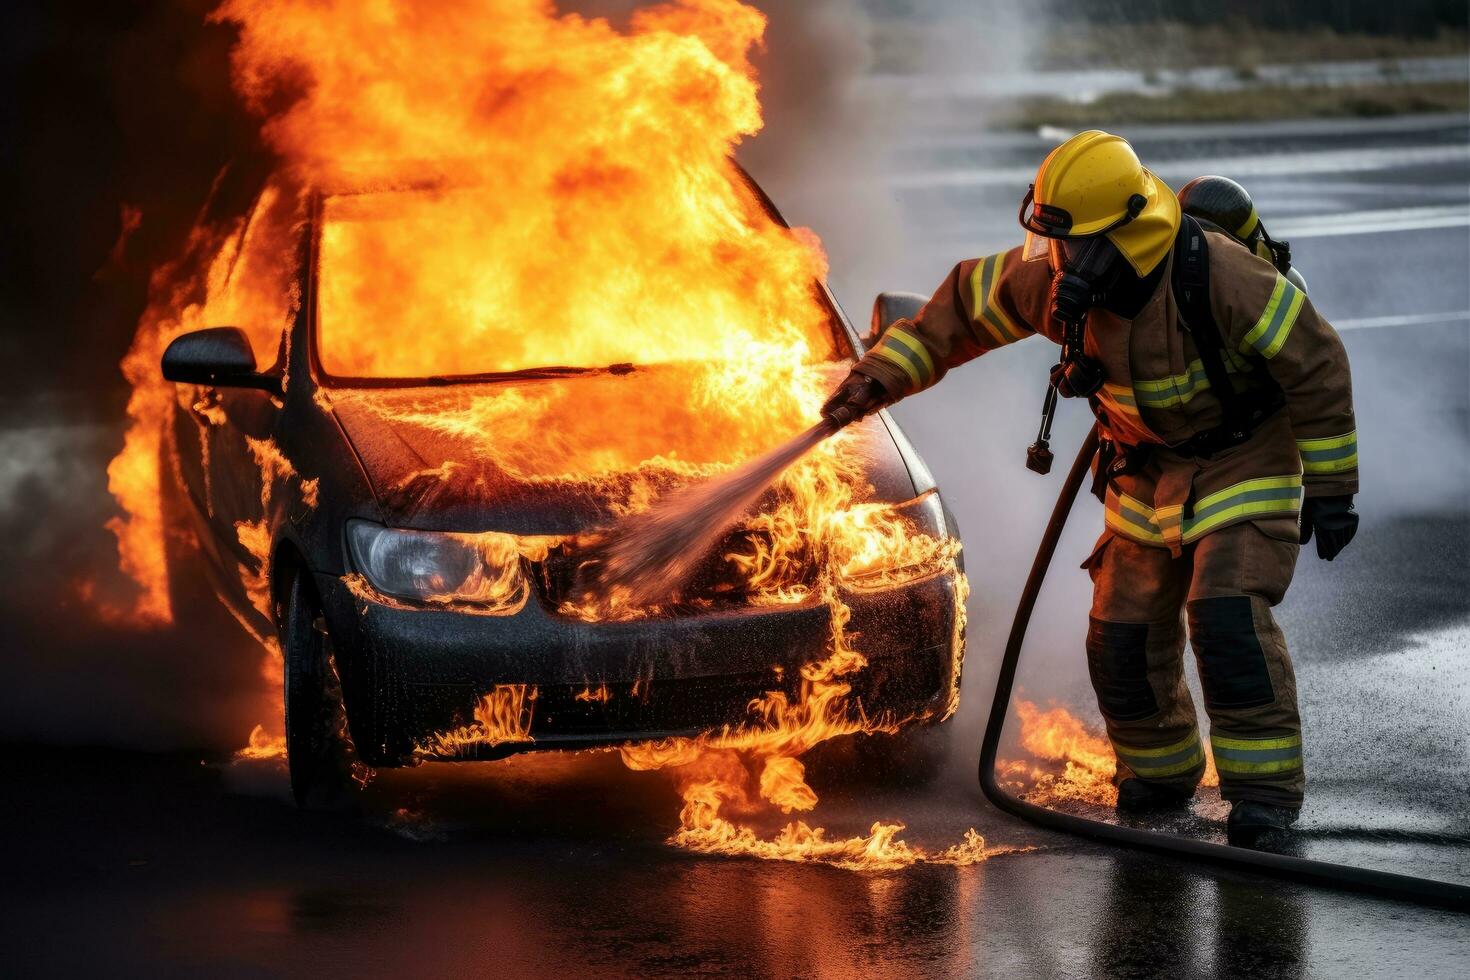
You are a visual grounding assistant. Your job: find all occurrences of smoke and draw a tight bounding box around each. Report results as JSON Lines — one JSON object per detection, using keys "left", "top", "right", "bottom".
{"left": 0, "top": 1, "right": 273, "bottom": 750}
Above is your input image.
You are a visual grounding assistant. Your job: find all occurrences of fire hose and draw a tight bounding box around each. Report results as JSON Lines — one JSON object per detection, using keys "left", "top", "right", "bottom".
{"left": 976, "top": 424, "right": 1470, "bottom": 913}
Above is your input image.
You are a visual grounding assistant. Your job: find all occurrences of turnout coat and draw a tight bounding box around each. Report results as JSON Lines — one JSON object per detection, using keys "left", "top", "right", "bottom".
{"left": 854, "top": 231, "right": 1359, "bottom": 556}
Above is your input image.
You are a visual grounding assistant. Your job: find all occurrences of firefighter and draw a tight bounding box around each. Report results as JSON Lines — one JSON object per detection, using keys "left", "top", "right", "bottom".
{"left": 823, "top": 130, "right": 1359, "bottom": 847}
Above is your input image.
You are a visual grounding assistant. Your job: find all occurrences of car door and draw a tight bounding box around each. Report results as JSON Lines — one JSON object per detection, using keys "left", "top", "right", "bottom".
{"left": 190, "top": 186, "right": 305, "bottom": 636}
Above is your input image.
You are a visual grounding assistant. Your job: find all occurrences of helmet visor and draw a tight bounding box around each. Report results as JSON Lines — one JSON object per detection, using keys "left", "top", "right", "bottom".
{"left": 1019, "top": 185, "right": 1077, "bottom": 237}
{"left": 1020, "top": 184, "right": 1147, "bottom": 240}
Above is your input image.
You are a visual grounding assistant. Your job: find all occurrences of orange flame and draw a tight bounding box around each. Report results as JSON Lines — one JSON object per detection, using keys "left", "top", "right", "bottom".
{"left": 419, "top": 684, "right": 539, "bottom": 758}
{"left": 106, "top": 0, "right": 981, "bottom": 866}
{"left": 1003, "top": 699, "right": 1220, "bottom": 807}
{"left": 235, "top": 723, "right": 286, "bottom": 761}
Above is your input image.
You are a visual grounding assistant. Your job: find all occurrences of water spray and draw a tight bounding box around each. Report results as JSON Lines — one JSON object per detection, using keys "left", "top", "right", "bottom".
{"left": 591, "top": 417, "right": 840, "bottom": 606}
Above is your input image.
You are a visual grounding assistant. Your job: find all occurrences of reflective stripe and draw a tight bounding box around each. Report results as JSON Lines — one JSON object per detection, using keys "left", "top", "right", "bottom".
{"left": 1104, "top": 476, "right": 1303, "bottom": 547}
{"left": 1181, "top": 476, "right": 1304, "bottom": 540}
{"left": 871, "top": 342, "right": 922, "bottom": 390}
{"left": 885, "top": 326, "right": 935, "bottom": 379}
{"left": 870, "top": 325, "right": 936, "bottom": 392}
{"left": 1103, "top": 488, "right": 1167, "bottom": 544}
{"left": 1132, "top": 356, "right": 1252, "bottom": 410}
{"left": 1298, "top": 430, "right": 1358, "bottom": 475}
{"left": 1114, "top": 731, "right": 1205, "bottom": 778}
{"left": 1241, "top": 274, "right": 1306, "bottom": 359}
{"left": 1101, "top": 382, "right": 1139, "bottom": 415}
{"left": 968, "top": 252, "right": 1029, "bottom": 346}
{"left": 1211, "top": 733, "right": 1303, "bottom": 775}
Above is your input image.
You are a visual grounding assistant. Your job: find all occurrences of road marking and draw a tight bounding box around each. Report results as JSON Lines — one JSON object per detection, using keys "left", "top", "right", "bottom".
{"left": 889, "top": 143, "right": 1470, "bottom": 190}
{"left": 1274, "top": 204, "right": 1470, "bottom": 239}
{"left": 1331, "top": 310, "right": 1470, "bottom": 331}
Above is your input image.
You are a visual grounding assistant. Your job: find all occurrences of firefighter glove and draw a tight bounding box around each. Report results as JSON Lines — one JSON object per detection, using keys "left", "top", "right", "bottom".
{"left": 821, "top": 371, "right": 888, "bottom": 428}
{"left": 1299, "top": 495, "right": 1357, "bottom": 560}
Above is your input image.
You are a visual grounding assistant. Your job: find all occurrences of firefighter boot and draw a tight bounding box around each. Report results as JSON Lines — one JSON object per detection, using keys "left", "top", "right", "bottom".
{"left": 1117, "top": 777, "right": 1194, "bottom": 815}
{"left": 1227, "top": 800, "right": 1300, "bottom": 849}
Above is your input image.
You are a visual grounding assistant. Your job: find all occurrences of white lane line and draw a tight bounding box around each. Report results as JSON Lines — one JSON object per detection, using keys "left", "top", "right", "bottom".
{"left": 1331, "top": 310, "right": 1470, "bottom": 331}
{"left": 1274, "top": 204, "right": 1470, "bottom": 238}
{"left": 906, "top": 112, "right": 1470, "bottom": 152}
{"left": 888, "top": 142, "right": 1470, "bottom": 190}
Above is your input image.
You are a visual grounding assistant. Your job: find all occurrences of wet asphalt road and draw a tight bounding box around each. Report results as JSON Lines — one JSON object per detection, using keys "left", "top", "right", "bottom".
{"left": 4, "top": 114, "right": 1469, "bottom": 976}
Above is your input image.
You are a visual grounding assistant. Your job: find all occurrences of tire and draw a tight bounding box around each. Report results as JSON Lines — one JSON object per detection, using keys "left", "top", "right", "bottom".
{"left": 281, "top": 570, "right": 359, "bottom": 810}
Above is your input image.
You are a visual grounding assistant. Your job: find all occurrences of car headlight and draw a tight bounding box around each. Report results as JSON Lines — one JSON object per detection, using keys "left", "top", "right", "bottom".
{"left": 832, "top": 490, "right": 960, "bottom": 591}
{"left": 346, "top": 520, "right": 532, "bottom": 613}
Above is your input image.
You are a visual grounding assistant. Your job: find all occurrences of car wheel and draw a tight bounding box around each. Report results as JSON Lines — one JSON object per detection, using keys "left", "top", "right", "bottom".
{"left": 281, "top": 570, "right": 359, "bottom": 810}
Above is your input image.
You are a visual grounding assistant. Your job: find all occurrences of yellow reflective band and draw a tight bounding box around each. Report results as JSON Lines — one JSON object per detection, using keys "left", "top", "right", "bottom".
{"left": 1131, "top": 748, "right": 1204, "bottom": 778}
{"left": 872, "top": 343, "right": 922, "bottom": 390}
{"left": 886, "top": 326, "right": 935, "bottom": 380}
{"left": 1116, "top": 732, "right": 1200, "bottom": 757}
{"left": 1104, "top": 476, "right": 1302, "bottom": 547}
{"left": 1212, "top": 734, "right": 1301, "bottom": 752}
{"left": 1215, "top": 756, "right": 1302, "bottom": 774}
{"left": 1192, "top": 475, "right": 1302, "bottom": 512}
{"left": 1235, "top": 206, "right": 1259, "bottom": 240}
{"left": 1302, "top": 454, "right": 1358, "bottom": 475}
{"left": 1298, "top": 430, "right": 1359, "bottom": 475}
{"left": 1184, "top": 475, "right": 1302, "bottom": 542}
{"left": 1132, "top": 358, "right": 1243, "bottom": 409}
{"left": 1114, "top": 732, "right": 1205, "bottom": 778}
{"left": 1104, "top": 488, "right": 1167, "bottom": 544}
{"left": 967, "top": 252, "right": 1029, "bottom": 347}
{"left": 1211, "top": 734, "right": 1302, "bottom": 774}
{"left": 1241, "top": 275, "right": 1306, "bottom": 359}
{"left": 1296, "top": 432, "right": 1357, "bottom": 452}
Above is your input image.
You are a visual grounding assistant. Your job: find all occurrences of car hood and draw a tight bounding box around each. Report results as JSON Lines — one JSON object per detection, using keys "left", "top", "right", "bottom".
{"left": 325, "top": 366, "right": 918, "bottom": 534}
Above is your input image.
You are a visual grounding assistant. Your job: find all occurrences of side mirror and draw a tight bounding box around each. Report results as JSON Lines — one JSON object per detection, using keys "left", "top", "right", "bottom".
{"left": 866, "top": 291, "right": 927, "bottom": 350}
{"left": 161, "top": 327, "right": 281, "bottom": 395}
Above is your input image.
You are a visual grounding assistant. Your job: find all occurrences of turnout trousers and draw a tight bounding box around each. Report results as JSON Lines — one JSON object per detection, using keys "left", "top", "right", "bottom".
{"left": 1084, "top": 520, "right": 1305, "bottom": 808}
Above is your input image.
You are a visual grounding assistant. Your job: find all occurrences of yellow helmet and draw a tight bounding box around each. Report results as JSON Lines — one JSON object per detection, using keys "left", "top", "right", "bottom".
{"left": 1019, "top": 130, "right": 1180, "bottom": 277}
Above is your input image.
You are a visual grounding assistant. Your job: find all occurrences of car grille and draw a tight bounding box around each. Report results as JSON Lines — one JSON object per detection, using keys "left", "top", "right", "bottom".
{"left": 531, "top": 526, "right": 817, "bottom": 614}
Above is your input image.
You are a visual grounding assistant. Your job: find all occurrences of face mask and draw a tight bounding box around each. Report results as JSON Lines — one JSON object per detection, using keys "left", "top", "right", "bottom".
{"left": 1049, "top": 235, "right": 1124, "bottom": 324}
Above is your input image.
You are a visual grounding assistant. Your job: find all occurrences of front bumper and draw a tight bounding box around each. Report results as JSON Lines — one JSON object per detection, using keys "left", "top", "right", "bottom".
{"left": 316, "top": 567, "right": 964, "bottom": 765}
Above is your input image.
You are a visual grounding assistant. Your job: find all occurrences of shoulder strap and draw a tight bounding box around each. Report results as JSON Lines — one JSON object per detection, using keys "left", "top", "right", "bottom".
{"left": 1173, "top": 215, "right": 1242, "bottom": 422}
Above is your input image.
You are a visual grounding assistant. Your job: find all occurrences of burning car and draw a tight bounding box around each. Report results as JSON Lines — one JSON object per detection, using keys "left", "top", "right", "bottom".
{"left": 154, "top": 167, "right": 965, "bottom": 806}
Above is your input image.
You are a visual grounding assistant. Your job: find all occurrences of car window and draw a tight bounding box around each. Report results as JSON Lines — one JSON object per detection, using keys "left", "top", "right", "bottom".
{"left": 314, "top": 180, "right": 844, "bottom": 382}
{"left": 207, "top": 182, "right": 303, "bottom": 370}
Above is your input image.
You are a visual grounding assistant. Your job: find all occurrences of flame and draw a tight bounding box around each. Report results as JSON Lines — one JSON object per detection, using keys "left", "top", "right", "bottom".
{"left": 1003, "top": 699, "right": 1220, "bottom": 807}
{"left": 235, "top": 723, "right": 286, "bottom": 761}
{"left": 104, "top": 0, "right": 983, "bottom": 866}
{"left": 574, "top": 684, "right": 612, "bottom": 704}
{"left": 419, "top": 684, "right": 539, "bottom": 758}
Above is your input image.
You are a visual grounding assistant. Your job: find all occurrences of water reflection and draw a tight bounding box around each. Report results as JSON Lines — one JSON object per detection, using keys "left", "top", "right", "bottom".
{"left": 1212, "top": 876, "right": 1310, "bottom": 978}
{"left": 1091, "top": 856, "right": 1206, "bottom": 978}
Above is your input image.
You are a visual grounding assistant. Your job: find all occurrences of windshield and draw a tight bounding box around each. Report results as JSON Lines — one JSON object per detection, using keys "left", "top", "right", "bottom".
{"left": 315, "top": 183, "right": 844, "bottom": 382}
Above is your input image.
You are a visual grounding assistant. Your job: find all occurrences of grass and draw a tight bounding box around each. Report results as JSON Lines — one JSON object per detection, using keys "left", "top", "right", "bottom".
{"left": 996, "top": 81, "right": 1470, "bottom": 130}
